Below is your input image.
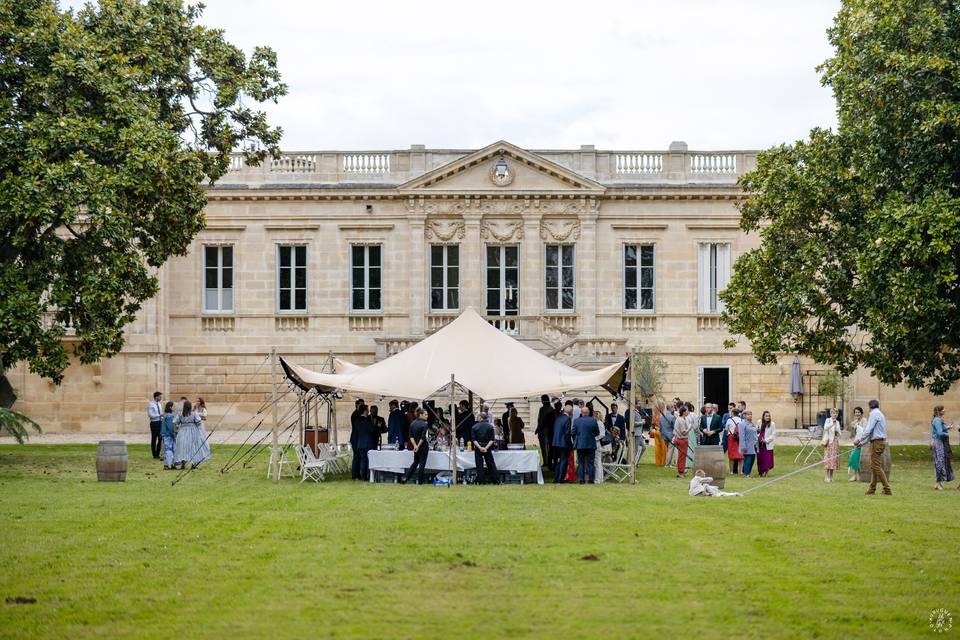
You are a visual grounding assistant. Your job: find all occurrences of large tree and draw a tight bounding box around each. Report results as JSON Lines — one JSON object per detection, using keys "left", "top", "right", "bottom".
{"left": 721, "top": 0, "right": 960, "bottom": 394}
{"left": 0, "top": 0, "right": 286, "bottom": 410}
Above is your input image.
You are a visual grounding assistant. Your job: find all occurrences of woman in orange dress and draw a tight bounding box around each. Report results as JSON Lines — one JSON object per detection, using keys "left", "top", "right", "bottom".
{"left": 652, "top": 401, "right": 667, "bottom": 467}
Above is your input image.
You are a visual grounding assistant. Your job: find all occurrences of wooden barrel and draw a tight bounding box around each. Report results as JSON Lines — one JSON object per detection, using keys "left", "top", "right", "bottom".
{"left": 857, "top": 442, "right": 892, "bottom": 483}
{"left": 96, "top": 440, "right": 128, "bottom": 482}
{"left": 692, "top": 445, "right": 726, "bottom": 488}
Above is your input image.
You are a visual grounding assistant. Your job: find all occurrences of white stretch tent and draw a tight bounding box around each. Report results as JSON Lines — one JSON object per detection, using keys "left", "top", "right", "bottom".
{"left": 280, "top": 307, "right": 626, "bottom": 400}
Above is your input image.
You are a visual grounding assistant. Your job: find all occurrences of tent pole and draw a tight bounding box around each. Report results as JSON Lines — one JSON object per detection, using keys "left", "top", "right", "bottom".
{"left": 628, "top": 348, "right": 637, "bottom": 486}
{"left": 330, "top": 350, "right": 338, "bottom": 449}
{"left": 270, "top": 347, "right": 279, "bottom": 482}
{"left": 450, "top": 374, "right": 457, "bottom": 486}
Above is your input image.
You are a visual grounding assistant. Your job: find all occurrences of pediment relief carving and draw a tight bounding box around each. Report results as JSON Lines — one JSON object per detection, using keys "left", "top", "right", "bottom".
{"left": 539, "top": 218, "right": 581, "bottom": 242}
{"left": 480, "top": 219, "right": 524, "bottom": 242}
{"left": 425, "top": 217, "right": 465, "bottom": 242}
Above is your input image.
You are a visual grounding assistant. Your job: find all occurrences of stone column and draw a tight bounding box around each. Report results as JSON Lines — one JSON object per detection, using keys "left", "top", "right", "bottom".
{"left": 462, "top": 211, "right": 483, "bottom": 312}
{"left": 578, "top": 208, "right": 598, "bottom": 336}
{"left": 409, "top": 214, "right": 426, "bottom": 335}
{"left": 521, "top": 216, "right": 541, "bottom": 327}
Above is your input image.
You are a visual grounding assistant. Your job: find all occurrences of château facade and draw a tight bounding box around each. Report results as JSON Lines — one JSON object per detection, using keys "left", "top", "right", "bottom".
{"left": 11, "top": 140, "right": 950, "bottom": 439}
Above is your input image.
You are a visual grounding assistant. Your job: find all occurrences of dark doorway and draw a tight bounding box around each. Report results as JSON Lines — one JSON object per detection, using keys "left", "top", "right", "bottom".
{"left": 702, "top": 367, "right": 730, "bottom": 409}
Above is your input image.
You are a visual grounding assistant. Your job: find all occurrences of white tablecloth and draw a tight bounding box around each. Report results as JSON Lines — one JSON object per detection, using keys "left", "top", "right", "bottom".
{"left": 367, "top": 449, "right": 544, "bottom": 484}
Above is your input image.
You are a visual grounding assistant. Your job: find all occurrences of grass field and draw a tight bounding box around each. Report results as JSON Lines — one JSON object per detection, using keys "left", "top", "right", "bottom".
{"left": 0, "top": 443, "right": 957, "bottom": 639}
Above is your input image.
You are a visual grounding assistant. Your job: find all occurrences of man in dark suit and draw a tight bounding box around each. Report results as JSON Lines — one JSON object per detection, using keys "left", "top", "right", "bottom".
{"left": 534, "top": 395, "right": 555, "bottom": 471}
{"left": 471, "top": 412, "right": 499, "bottom": 484}
{"left": 403, "top": 409, "right": 430, "bottom": 484}
{"left": 572, "top": 407, "right": 600, "bottom": 484}
{"left": 501, "top": 402, "right": 513, "bottom": 435}
{"left": 369, "top": 405, "right": 387, "bottom": 449}
{"left": 386, "top": 400, "right": 405, "bottom": 449}
{"left": 605, "top": 402, "right": 626, "bottom": 437}
{"left": 455, "top": 399, "right": 475, "bottom": 448}
{"left": 349, "top": 399, "right": 365, "bottom": 478}
{"left": 350, "top": 404, "right": 375, "bottom": 481}
{"left": 699, "top": 403, "right": 723, "bottom": 446}
{"left": 552, "top": 401, "right": 574, "bottom": 483}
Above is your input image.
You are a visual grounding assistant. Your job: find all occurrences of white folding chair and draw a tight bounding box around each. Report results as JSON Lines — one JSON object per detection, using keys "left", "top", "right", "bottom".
{"left": 298, "top": 446, "right": 325, "bottom": 483}
{"left": 602, "top": 444, "right": 631, "bottom": 483}
{"left": 266, "top": 446, "right": 295, "bottom": 479}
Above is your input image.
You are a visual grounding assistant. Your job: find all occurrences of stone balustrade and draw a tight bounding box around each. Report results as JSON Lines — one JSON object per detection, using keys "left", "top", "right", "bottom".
{"left": 219, "top": 144, "right": 757, "bottom": 186}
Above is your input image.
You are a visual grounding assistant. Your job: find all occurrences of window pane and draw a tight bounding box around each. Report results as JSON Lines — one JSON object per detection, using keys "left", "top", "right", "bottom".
{"left": 640, "top": 289, "right": 653, "bottom": 310}
{"left": 545, "top": 267, "right": 558, "bottom": 288}
{"left": 487, "top": 268, "right": 500, "bottom": 288}
{"left": 204, "top": 289, "right": 218, "bottom": 311}
{"left": 279, "top": 246, "right": 291, "bottom": 268}
{"left": 487, "top": 290, "right": 500, "bottom": 313}
{"left": 431, "top": 289, "right": 443, "bottom": 310}
{"left": 431, "top": 266, "right": 443, "bottom": 288}
{"left": 625, "top": 267, "right": 637, "bottom": 288}
{"left": 279, "top": 267, "right": 291, "bottom": 290}
{"left": 221, "top": 288, "right": 233, "bottom": 311}
{"left": 352, "top": 267, "right": 365, "bottom": 288}
{"left": 640, "top": 268, "right": 653, "bottom": 289}
{"left": 624, "top": 245, "right": 637, "bottom": 267}
{"left": 368, "top": 245, "right": 381, "bottom": 267}
{"left": 352, "top": 289, "right": 364, "bottom": 310}
{"left": 221, "top": 246, "right": 232, "bottom": 268}
{"left": 505, "top": 246, "right": 518, "bottom": 267}
{"left": 295, "top": 289, "right": 306, "bottom": 310}
{"left": 279, "top": 289, "right": 291, "bottom": 310}
{"left": 545, "top": 289, "right": 558, "bottom": 309}
{"left": 562, "top": 288, "right": 574, "bottom": 309}
{"left": 504, "top": 268, "right": 518, "bottom": 288}
{"left": 505, "top": 289, "right": 518, "bottom": 312}
{"left": 368, "top": 289, "right": 381, "bottom": 310}
{"left": 368, "top": 267, "right": 381, "bottom": 289}
{"left": 641, "top": 245, "right": 654, "bottom": 266}
{"left": 561, "top": 266, "right": 574, "bottom": 288}
{"left": 295, "top": 245, "right": 306, "bottom": 266}
{"left": 447, "top": 246, "right": 459, "bottom": 266}
{"left": 545, "top": 245, "right": 558, "bottom": 267}
{"left": 447, "top": 267, "right": 458, "bottom": 288}
{"left": 431, "top": 245, "right": 443, "bottom": 265}
{"left": 561, "top": 245, "right": 574, "bottom": 264}
{"left": 487, "top": 246, "right": 500, "bottom": 267}
{"left": 447, "top": 289, "right": 458, "bottom": 310}
{"left": 294, "top": 267, "right": 306, "bottom": 289}
{"left": 205, "top": 267, "right": 218, "bottom": 289}
{"left": 625, "top": 288, "right": 637, "bottom": 310}
{"left": 352, "top": 246, "right": 364, "bottom": 267}
{"left": 205, "top": 247, "right": 218, "bottom": 268}
{"left": 221, "top": 267, "right": 232, "bottom": 289}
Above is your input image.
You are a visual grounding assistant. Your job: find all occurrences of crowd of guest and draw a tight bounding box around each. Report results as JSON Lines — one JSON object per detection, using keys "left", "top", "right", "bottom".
{"left": 147, "top": 391, "right": 212, "bottom": 470}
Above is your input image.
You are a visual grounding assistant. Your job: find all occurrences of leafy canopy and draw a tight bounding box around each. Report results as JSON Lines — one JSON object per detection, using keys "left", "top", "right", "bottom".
{"left": 721, "top": 0, "right": 960, "bottom": 394}
{"left": 0, "top": 0, "right": 286, "bottom": 385}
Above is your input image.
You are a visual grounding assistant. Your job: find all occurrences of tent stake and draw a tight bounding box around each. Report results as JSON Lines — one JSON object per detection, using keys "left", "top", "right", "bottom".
{"left": 450, "top": 374, "right": 457, "bottom": 486}
{"left": 629, "top": 347, "right": 637, "bottom": 485}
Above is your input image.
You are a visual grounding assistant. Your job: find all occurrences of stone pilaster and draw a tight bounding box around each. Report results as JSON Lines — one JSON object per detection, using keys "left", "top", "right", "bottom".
{"left": 462, "top": 211, "right": 483, "bottom": 312}
{"left": 409, "top": 214, "right": 426, "bottom": 335}
{"left": 578, "top": 208, "right": 598, "bottom": 336}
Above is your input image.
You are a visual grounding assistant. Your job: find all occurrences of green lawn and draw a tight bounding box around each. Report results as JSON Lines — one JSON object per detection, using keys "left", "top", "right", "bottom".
{"left": 0, "top": 444, "right": 957, "bottom": 639}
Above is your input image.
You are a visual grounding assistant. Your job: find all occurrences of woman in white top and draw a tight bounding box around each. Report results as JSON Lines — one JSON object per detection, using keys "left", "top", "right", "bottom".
{"left": 847, "top": 406, "right": 866, "bottom": 482}
{"left": 757, "top": 411, "right": 776, "bottom": 477}
{"left": 593, "top": 409, "right": 606, "bottom": 483}
{"left": 821, "top": 408, "right": 842, "bottom": 482}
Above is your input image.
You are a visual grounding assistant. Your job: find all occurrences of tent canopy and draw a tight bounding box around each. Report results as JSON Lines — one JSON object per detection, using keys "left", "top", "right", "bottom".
{"left": 281, "top": 307, "right": 626, "bottom": 400}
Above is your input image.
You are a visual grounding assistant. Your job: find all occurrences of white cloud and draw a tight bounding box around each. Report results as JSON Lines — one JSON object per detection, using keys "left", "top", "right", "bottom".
{"left": 65, "top": 0, "right": 842, "bottom": 151}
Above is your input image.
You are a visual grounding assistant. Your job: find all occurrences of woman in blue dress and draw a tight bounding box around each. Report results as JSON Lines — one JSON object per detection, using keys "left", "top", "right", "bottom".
{"left": 173, "top": 400, "right": 212, "bottom": 469}
{"left": 930, "top": 405, "right": 954, "bottom": 491}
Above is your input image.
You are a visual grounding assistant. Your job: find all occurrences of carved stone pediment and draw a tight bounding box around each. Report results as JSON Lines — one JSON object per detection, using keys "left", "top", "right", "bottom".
{"left": 425, "top": 217, "right": 465, "bottom": 242}
{"left": 480, "top": 219, "right": 524, "bottom": 242}
{"left": 539, "top": 218, "right": 581, "bottom": 242}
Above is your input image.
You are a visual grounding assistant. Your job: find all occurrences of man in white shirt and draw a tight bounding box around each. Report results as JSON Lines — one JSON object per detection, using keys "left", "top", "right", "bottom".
{"left": 147, "top": 391, "right": 163, "bottom": 459}
{"left": 689, "top": 470, "right": 740, "bottom": 497}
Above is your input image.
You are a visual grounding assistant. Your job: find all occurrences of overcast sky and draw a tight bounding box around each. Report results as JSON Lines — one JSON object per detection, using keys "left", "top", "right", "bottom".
{"left": 71, "top": 0, "right": 842, "bottom": 151}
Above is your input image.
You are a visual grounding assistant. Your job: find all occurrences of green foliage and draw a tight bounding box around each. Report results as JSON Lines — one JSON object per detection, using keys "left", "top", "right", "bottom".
{"left": 631, "top": 345, "right": 666, "bottom": 402}
{"left": 0, "top": 0, "right": 286, "bottom": 386}
{"left": 722, "top": 0, "right": 960, "bottom": 394}
{"left": 0, "top": 407, "right": 41, "bottom": 443}
{"left": 816, "top": 368, "right": 851, "bottom": 407}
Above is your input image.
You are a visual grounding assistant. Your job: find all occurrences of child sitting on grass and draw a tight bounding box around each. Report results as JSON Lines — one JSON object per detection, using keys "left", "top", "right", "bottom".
{"left": 161, "top": 401, "right": 176, "bottom": 470}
